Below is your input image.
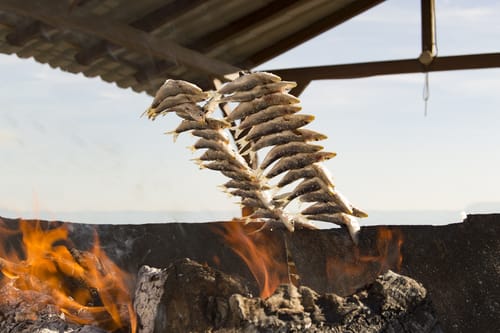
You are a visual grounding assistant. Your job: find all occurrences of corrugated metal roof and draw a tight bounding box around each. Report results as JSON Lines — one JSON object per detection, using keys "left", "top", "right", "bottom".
{"left": 0, "top": 0, "right": 383, "bottom": 95}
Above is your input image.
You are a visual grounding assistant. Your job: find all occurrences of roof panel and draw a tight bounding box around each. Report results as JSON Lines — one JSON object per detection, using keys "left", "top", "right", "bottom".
{"left": 0, "top": 0, "right": 383, "bottom": 95}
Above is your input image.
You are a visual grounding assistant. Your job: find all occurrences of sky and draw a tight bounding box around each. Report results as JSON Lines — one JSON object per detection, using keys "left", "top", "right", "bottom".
{"left": 0, "top": 0, "right": 499, "bottom": 225}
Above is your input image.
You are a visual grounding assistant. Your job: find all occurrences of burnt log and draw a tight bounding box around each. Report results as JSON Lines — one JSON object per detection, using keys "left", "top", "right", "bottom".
{"left": 133, "top": 259, "right": 441, "bottom": 332}
{"left": 133, "top": 266, "right": 168, "bottom": 333}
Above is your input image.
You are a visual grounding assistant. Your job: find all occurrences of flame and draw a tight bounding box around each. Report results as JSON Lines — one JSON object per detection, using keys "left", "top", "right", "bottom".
{"left": 215, "top": 220, "right": 289, "bottom": 298}
{"left": 0, "top": 219, "right": 136, "bottom": 332}
{"left": 326, "top": 227, "right": 403, "bottom": 294}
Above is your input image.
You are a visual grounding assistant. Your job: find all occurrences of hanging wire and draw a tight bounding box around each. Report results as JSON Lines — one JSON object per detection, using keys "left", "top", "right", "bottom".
{"left": 423, "top": 72, "right": 429, "bottom": 116}
{"left": 422, "top": 1, "right": 438, "bottom": 117}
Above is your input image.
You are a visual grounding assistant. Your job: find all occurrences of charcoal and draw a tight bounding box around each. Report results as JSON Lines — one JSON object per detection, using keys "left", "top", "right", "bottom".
{"left": 134, "top": 259, "right": 442, "bottom": 332}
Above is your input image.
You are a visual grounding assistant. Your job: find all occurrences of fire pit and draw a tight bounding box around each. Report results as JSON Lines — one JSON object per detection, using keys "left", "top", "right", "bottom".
{"left": 1, "top": 73, "right": 498, "bottom": 332}
{"left": 0, "top": 214, "right": 498, "bottom": 332}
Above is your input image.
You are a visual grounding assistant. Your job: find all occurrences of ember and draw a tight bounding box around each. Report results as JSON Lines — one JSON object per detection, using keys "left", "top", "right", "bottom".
{"left": 0, "top": 219, "right": 136, "bottom": 332}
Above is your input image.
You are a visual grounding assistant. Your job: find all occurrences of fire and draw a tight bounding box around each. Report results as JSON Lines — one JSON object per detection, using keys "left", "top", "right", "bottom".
{"left": 326, "top": 227, "right": 403, "bottom": 294}
{"left": 0, "top": 219, "right": 136, "bottom": 332}
{"left": 216, "top": 221, "right": 403, "bottom": 299}
{"left": 215, "top": 220, "right": 289, "bottom": 298}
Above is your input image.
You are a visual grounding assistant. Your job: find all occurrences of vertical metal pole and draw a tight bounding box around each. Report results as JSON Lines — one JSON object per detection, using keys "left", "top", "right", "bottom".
{"left": 419, "top": 0, "right": 436, "bottom": 65}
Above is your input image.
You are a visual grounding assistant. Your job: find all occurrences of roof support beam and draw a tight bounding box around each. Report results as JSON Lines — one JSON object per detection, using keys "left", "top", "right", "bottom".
{"left": 142, "top": 0, "right": 384, "bottom": 84}
{"left": 269, "top": 53, "right": 500, "bottom": 83}
{"left": 130, "top": 0, "right": 207, "bottom": 32}
{"left": 74, "top": 0, "right": 207, "bottom": 66}
{"left": 419, "top": 0, "right": 437, "bottom": 66}
{"left": 190, "top": 0, "right": 302, "bottom": 53}
{"left": 241, "top": 0, "right": 385, "bottom": 68}
{"left": 0, "top": 0, "right": 240, "bottom": 79}
{"left": 141, "top": 0, "right": 302, "bottom": 82}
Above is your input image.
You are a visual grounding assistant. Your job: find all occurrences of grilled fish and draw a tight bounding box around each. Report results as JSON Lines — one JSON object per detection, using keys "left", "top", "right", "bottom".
{"left": 198, "top": 149, "right": 234, "bottom": 162}
{"left": 301, "top": 202, "right": 343, "bottom": 215}
{"left": 266, "top": 152, "right": 336, "bottom": 179}
{"left": 226, "top": 93, "right": 300, "bottom": 122}
{"left": 151, "top": 79, "right": 204, "bottom": 108}
{"left": 252, "top": 129, "right": 327, "bottom": 151}
{"left": 230, "top": 189, "right": 260, "bottom": 200}
{"left": 245, "top": 114, "right": 314, "bottom": 142}
{"left": 220, "top": 81, "right": 297, "bottom": 103}
{"left": 191, "top": 129, "right": 229, "bottom": 143}
{"left": 260, "top": 142, "right": 323, "bottom": 170}
{"left": 219, "top": 72, "right": 281, "bottom": 95}
{"left": 277, "top": 165, "right": 318, "bottom": 188}
{"left": 153, "top": 93, "right": 207, "bottom": 114}
{"left": 170, "top": 118, "right": 230, "bottom": 136}
{"left": 238, "top": 105, "right": 302, "bottom": 130}
{"left": 202, "top": 161, "right": 247, "bottom": 173}
{"left": 222, "top": 179, "right": 268, "bottom": 191}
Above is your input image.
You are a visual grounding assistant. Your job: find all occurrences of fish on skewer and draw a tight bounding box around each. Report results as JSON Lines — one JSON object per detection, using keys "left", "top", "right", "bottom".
{"left": 226, "top": 93, "right": 300, "bottom": 122}
{"left": 238, "top": 105, "right": 302, "bottom": 130}
{"left": 145, "top": 73, "right": 366, "bottom": 241}
{"left": 244, "top": 114, "right": 314, "bottom": 142}
{"left": 152, "top": 79, "right": 205, "bottom": 108}
{"left": 252, "top": 129, "right": 327, "bottom": 151}
{"left": 218, "top": 72, "right": 282, "bottom": 95}
{"left": 260, "top": 142, "right": 323, "bottom": 170}
{"left": 222, "top": 179, "right": 269, "bottom": 191}
{"left": 266, "top": 152, "right": 336, "bottom": 179}
{"left": 220, "top": 81, "right": 297, "bottom": 103}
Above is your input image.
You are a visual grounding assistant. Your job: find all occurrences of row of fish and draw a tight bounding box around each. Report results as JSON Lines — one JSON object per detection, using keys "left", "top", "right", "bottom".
{"left": 217, "top": 72, "right": 367, "bottom": 240}
{"left": 145, "top": 72, "right": 367, "bottom": 241}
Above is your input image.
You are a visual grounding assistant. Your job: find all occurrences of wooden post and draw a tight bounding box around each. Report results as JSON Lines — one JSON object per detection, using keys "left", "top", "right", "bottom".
{"left": 419, "top": 0, "right": 437, "bottom": 66}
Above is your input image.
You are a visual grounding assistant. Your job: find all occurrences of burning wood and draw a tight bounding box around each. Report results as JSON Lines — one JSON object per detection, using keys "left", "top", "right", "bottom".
{"left": 0, "top": 219, "right": 136, "bottom": 332}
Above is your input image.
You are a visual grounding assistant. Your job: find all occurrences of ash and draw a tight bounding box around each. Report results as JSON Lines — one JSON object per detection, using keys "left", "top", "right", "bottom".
{"left": 0, "top": 285, "right": 107, "bottom": 333}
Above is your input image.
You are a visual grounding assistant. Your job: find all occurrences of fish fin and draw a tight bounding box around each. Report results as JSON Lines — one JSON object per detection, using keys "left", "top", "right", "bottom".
{"left": 140, "top": 107, "right": 150, "bottom": 118}
{"left": 164, "top": 130, "right": 179, "bottom": 142}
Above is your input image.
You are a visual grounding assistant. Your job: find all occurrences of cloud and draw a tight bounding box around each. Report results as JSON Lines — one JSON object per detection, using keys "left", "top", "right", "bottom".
{"left": 32, "top": 66, "right": 89, "bottom": 85}
{"left": 0, "top": 129, "right": 21, "bottom": 146}
{"left": 352, "top": 3, "right": 419, "bottom": 24}
{"left": 0, "top": 54, "right": 26, "bottom": 65}
{"left": 431, "top": 71, "right": 500, "bottom": 97}
{"left": 98, "top": 90, "right": 130, "bottom": 101}
{"left": 465, "top": 201, "right": 500, "bottom": 213}
{"left": 438, "top": 5, "right": 498, "bottom": 23}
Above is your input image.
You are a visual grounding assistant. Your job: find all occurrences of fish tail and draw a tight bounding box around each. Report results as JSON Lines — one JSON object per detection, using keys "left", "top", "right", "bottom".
{"left": 345, "top": 215, "right": 360, "bottom": 244}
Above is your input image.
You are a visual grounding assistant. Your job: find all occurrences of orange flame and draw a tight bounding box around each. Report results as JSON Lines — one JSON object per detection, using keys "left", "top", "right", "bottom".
{"left": 0, "top": 219, "right": 136, "bottom": 332}
{"left": 326, "top": 227, "right": 403, "bottom": 294}
{"left": 215, "top": 220, "right": 289, "bottom": 298}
